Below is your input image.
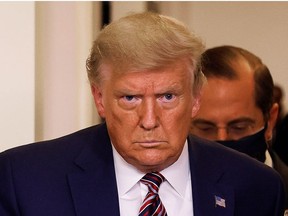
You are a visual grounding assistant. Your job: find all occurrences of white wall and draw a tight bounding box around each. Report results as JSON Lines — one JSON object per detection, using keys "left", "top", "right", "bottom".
{"left": 0, "top": 2, "right": 102, "bottom": 152}
{"left": 35, "top": 2, "right": 99, "bottom": 141}
{"left": 0, "top": 2, "right": 35, "bottom": 151}
{"left": 111, "top": 1, "right": 146, "bottom": 21}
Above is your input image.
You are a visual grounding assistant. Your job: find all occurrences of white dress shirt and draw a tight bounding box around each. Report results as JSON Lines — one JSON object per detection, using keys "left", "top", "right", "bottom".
{"left": 112, "top": 141, "right": 194, "bottom": 216}
{"left": 264, "top": 150, "right": 273, "bottom": 167}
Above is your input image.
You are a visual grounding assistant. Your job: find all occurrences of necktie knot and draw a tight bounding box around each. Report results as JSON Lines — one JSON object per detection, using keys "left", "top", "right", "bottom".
{"left": 140, "top": 172, "right": 165, "bottom": 193}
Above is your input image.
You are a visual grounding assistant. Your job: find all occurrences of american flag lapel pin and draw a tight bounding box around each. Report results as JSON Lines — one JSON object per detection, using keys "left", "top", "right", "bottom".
{"left": 215, "top": 195, "right": 226, "bottom": 208}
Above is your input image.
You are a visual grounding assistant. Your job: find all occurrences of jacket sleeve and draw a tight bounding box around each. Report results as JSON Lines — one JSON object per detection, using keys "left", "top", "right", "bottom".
{"left": 0, "top": 151, "right": 21, "bottom": 215}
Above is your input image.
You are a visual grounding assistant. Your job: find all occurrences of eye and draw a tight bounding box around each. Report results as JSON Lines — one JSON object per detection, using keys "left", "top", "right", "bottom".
{"left": 164, "top": 94, "right": 173, "bottom": 100}
{"left": 160, "top": 93, "right": 176, "bottom": 102}
{"left": 201, "top": 127, "right": 215, "bottom": 132}
{"left": 118, "top": 95, "right": 140, "bottom": 110}
{"left": 228, "top": 123, "right": 253, "bottom": 135}
{"left": 196, "top": 125, "right": 216, "bottom": 132}
{"left": 230, "top": 126, "right": 247, "bottom": 131}
{"left": 123, "top": 95, "right": 136, "bottom": 102}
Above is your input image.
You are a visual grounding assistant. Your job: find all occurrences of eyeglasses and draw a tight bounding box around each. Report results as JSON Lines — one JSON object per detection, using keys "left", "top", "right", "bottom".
{"left": 191, "top": 121, "right": 258, "bottom": 140}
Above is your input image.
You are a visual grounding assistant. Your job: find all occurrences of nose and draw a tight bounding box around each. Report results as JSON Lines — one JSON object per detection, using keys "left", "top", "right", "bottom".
{"left": 139, "top": 99, "right": 159, "bottom": 130}
{"left": 216, "top": 128, "right": 229, "bottom": 141}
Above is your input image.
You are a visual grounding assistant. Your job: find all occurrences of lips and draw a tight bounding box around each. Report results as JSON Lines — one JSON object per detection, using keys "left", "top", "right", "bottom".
{"left": 135, "top": 140, "right": 167, "bottom": 148}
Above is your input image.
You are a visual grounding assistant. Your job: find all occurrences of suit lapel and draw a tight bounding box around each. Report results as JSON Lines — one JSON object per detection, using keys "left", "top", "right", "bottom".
{"left": 188, "top": 135, "right": 235, "bottom": 216}
{"left": 67, "top": 124, "right": 120, "bottom": 216}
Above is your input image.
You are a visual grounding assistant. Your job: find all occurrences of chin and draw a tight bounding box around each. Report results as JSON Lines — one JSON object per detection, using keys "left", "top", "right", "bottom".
{"left": 136, "top": 155, "right": 172, "bottom": 172}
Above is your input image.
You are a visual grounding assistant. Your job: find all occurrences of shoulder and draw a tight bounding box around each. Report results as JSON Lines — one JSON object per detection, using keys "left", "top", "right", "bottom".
{"left": 188, "top": 135, "right": 285, "bottom": 213}
{"left": 270, "top": 150, "right": 288, "bottom": 191}
{"left": 0, "top": 124, "right": 108, "bottom": 167}
{"left": 188, "top": 134, "right": 284, "bottom": 184}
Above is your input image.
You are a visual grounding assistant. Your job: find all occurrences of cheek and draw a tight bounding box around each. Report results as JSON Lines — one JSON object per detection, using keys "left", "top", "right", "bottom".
{"left": 106, "top": 109, "right": 138, "bottom": 141}
{"left": 109, "top": 108, "right": 140, "bottom": 129}
{"left": 163, "top": 108, "right": 191, "bottom": 138}
{"left": 107, "top": 122, "right": 132, "bottom": 155}
{"left": 103, "top": 98, "right": 123, "bottom": 120}
{"left": 166, "top": 101, "right": 193, "bottom": 123}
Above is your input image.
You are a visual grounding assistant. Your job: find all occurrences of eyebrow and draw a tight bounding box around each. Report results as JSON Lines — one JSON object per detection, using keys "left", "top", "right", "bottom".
{"left": 114, "top": 82, "right": 184, "bottom": 95}
{"left": 192, "top": 117, "right": 256, "bottom": 127}
{"left": 227, "top": 118, "right": 256, "bottom": 126}
{"left": 192, "top": 119, "right": 215, "bottom": 127}
{"left": 157, "top": 83, "right": 184, "bottom": 95}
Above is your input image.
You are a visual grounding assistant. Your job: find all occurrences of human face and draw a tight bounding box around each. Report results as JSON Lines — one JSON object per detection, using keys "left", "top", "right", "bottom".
{"left": 191, "top": 63, "right": 266, "bottom": 141}
{"left": 92, "top": 60, "right": 200, "bottom": 173}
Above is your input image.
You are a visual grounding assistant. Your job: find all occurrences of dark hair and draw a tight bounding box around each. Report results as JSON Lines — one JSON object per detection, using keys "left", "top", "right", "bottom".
{"left": 201, "top": 45, "right": 274, "bottom": 121}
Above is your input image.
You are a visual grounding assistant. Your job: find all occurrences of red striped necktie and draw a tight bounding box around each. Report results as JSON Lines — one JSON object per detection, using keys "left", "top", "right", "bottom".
{"left": 139, "top": 172, "right": 167, "bottom": 216}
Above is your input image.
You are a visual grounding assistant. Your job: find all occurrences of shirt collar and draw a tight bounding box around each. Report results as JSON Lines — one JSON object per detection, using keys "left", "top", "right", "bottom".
{"left": 265, "top": 150, "right": 273, "bottom": 167}
{"left": 112, "top": 140, "right": 190, "bottom": 197}
{"left": 112, "top": 144, "right": 144, "bottom": 196}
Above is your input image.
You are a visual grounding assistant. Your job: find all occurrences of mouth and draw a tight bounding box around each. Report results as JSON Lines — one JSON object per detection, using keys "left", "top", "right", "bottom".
{"left": 134, "top": 140, "right": 167, "bottom": 148}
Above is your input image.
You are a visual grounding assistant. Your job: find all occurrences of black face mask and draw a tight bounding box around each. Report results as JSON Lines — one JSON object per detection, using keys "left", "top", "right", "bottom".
{"left": 216, "top": 128, "right": 267, "bottom": 163}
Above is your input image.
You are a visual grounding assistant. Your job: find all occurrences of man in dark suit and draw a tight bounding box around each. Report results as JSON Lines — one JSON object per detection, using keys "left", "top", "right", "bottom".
{"left": 190, "top": 45, "right": 288, "bottom": 212}
{"left": 0, "top": 13, "right": 285, "bottom": 215}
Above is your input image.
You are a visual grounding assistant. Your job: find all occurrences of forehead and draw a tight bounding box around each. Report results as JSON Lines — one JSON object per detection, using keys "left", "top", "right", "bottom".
{"left": 202, "top": 77, "right": 254, "bottom": 108}
{"left": 102, "top": 60, "right": 193, "bottom": 89}
{"left": 196, "top": 76, "right": 263, "bottom": 124}
{"left": 199, "top": 57, "right": 256, "bottom": 113}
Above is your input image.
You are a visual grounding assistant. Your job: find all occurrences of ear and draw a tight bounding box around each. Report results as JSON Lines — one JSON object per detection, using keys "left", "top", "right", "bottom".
{"left": 265, "top": 103, "right": 279, "bottom": 142}
{"left": 191, "top": 97, "right": 201, "bottom": 118}
{"left": 91, "top": 84, "right": 106, "bottom": 118}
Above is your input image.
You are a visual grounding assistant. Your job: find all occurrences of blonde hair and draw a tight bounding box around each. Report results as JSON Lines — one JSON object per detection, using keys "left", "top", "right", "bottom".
{"left": 86, "top": 12, "right": 205, "bottom": 95}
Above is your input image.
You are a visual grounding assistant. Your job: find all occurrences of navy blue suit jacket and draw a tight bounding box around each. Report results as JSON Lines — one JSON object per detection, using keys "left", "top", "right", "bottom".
{"left": 0, "top": 123, "right": 285, "bottom": 215}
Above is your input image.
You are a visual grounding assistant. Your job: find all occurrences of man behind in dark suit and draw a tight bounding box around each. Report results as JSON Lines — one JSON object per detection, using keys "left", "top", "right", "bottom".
{"left": 0, "top": 13, "right": 285, "bottom": 215}
{"left": 190, "top": 45, "right": 288, "bottom": 213}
